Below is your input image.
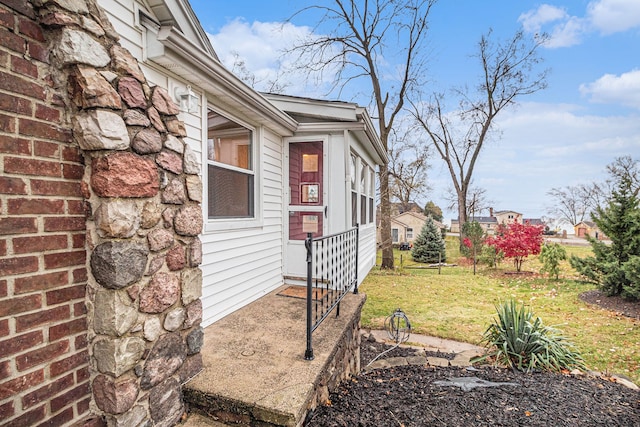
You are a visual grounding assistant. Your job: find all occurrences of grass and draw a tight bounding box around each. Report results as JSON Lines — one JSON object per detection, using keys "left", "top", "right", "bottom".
{"left": 361, "top": 239, "right": 639, "bottom": 384}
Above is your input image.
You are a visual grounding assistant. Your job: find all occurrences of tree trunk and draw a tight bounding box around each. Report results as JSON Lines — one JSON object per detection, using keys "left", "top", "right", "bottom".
{"left": 457, "top": 193, "right": 467, "bottom": 245}
{"left": 379, "top": 164, "right": 394, "bottom": 269}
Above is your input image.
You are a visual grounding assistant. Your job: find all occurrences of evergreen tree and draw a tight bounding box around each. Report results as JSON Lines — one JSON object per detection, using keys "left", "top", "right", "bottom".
{"left": 570, "top": 177, "right": 640, "bottom": 298}
{"left": 423, "top": 201, "right": 443, "bottom": 222}
{"left": 412, "top": 216, "right": 446, "bottom": 263}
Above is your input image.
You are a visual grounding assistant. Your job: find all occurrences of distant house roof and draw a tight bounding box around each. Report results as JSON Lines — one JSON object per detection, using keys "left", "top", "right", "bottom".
{"left": 576, "top": 221, "right": 597, "bottom": 228}
{"left": 523, "top": 218, "right": 545, "bottom": 226}
{"left": 451, "top": 216, "right": 497, "bottom": 225}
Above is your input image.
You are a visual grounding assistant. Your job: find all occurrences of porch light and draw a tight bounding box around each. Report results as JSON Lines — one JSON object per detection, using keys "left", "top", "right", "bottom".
{"left": 174, "top": 85, "right": 198, "bottom": 113}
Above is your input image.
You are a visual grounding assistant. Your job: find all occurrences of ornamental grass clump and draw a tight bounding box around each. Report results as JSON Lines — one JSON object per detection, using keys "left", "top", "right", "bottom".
{"left": 475, "top": 300, "right": 585, "bottom": 373}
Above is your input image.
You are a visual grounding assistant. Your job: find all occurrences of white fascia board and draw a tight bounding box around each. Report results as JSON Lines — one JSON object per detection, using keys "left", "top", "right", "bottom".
{"left": 149, "top": 25, "right": 297, "bottom": 136}
{"left": 263, "top": 93, "right": 357, "bottom": 122}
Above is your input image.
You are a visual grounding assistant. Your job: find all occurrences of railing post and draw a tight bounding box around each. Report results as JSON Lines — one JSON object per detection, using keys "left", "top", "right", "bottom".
{"left": 353, "top": 224, "right": 359, "bottom": 294}
{"left": 304, "top": 232, "right": 314, "bottom": 360}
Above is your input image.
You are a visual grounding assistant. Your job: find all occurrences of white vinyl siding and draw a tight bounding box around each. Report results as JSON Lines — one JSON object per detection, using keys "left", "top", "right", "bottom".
{"left": 200, "top": 129, "right": 284, "bottom": 327}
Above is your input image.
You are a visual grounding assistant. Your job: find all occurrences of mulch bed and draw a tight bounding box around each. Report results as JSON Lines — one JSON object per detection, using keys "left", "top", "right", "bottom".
{"left": 305, "top": 293, "right": 640, "bottom": 426}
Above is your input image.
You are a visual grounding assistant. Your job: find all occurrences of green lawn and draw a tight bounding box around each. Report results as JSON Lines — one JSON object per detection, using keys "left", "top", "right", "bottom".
{"left": 361, "top": 240, "right": 639, "bottom": 384}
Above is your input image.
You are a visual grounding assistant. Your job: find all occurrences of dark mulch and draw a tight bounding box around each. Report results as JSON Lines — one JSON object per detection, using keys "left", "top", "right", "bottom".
{"left": 579, "top": 289, "right": 640, "bottom": 319}
{"left": 305, "top": 294, "right": 640, "bottom": 426}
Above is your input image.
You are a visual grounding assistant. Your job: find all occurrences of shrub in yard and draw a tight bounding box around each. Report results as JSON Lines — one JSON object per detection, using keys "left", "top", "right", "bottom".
{"left": 412, "top": 216, "right": 446, "bottom": 263}
{"left": 460, "top": 220, "right": 484, "bottom": 260}
{"left": 539, "top": 242, "right": 567, "bottom": 279}
{"left": 474, "top": 300, "right": 585, "bottom": 373}
{"left": 485, "top": 221, "right": 543, "bottom": 272}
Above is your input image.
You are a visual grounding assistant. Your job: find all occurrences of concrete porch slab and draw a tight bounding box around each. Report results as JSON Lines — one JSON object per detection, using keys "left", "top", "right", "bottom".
{"left": 183, "top": 285, "right": 365, "bottom": 426}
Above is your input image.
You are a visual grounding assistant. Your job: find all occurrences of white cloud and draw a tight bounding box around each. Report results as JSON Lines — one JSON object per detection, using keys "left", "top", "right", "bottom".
{"left": 587, "top": 0, "right": 640, "bottom": 34}
{"left": 208, "top": 19, "right": 333, "bottom": 96}
{"left": 518, "top": 4, "right": 568, "bottom": 34}
{"left": 579, "top": 69, "right": 640, "bottom": 109}
{"left": 520, "top": 0, "right": 640, "bottom": 48}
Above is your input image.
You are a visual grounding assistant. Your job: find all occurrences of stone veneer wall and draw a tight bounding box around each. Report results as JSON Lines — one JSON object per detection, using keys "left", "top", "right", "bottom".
{"left": 0, "top": 1, "right": 203, "bottom": 426}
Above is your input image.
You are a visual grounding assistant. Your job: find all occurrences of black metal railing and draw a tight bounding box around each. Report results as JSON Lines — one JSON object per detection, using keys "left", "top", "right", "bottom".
{"left": 304, "top": 225, "right": 359, "bottom": 360}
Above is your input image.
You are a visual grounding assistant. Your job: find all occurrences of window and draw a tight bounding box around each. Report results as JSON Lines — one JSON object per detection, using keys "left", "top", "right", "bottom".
{"left": 368, "top": 167, "right": 375, "bottom": 224}
{"left": 392, "top": 228, "right": 399, "bottom": 243}
{"left": 207, "top": 108, "right": 254, "bottom": 219}
{"left": 360, "top": 163, "right": 367, "bottom": 225}
{"left": 350, "top": 154, "right": 357, "bottom": 227}
{"left": 407, "top": 228, "right": 413, "bottom": 239}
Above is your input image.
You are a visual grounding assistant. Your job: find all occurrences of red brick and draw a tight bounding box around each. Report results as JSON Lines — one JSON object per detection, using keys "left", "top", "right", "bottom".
{"left": 46, "top": 284, "right": 85, "bottom": 306}
{"left": 36, "top": 406, "right": 74, "bottom": 427}
{"left": 0, "top": 319, "right": 7, "bottom": 338}
{"left": 22, "top": 374, "right": 74, "bottom": 409}
{"left": 16, "top": 340, "right": 70, "bottom": 372}
{"left": 0, "top": 0, "right": 35, "bottom": 19}
{"left": 0, "top": 8, "right": 13, "bottom": 29}
{"left": 62, "top": 163, "right": 84, "bottom": 180}
{"left": 0, "top": 331, "right": 43, "bottom": 359}
{"left": 73, "top": 301, "right": 86, "bottom": 317}
{"left": 0, "top": 112, "right": 15, "bottom": 132}
{"left": 50, "top": 381, "right": 90, "bottom": 413}
{"left": 34, "top": 140, "right": 59, "bottom": 158}
{"left": 0, "top": 216, "right": 36, "bottom": 234}
{"left": 28, "top": 40, "right": 48, "bottom": 63}
{"left": 18, "top": 16, "right": 44, "bottom": 42}
{"left": 31, "top": 179, "right": 81, "bottom": 197}
{"left": 0, "top": 294, "right": 41, "bottom": 317}
{"left": 0, "top": 360, "right": 10, "bottom": 381}
{"left": 4, "top": 156, "right": 61, "bottom": 177}
{"left": 0, "top": 92, "right": 32, "bottom": 115}
{"left": 13, "top": 234, "right": 68, "bottom": 254}
{"left": 15, "top": 271, "right": 68, "bottom": 294}
{"left": 67, "top": 200, "right": 85, "bottom": 215}
{"left": 11, "top": 54, "right": 37, "bottom": 78}
{"left": 62, "top": 146, "right": 82, "bottom": 163}
{"left": 0, "top": 369, "right": 44, "bottom": 401}
{"left": 72, "top": 268, "right": 87, "bottom": 284}
{"left": 35, "top": 103, "right": 60, "bottom": 122}
{"left": 0, "top": 135, "right": 31, "bottom": 155}
{"left": 44, "top": 250, "right": 85, "bottom": 270}
{"left": 8, "top": 198, "right": 65, "bottom": 214}
{"left": 72, "top": 233, "right": 85, "bottom": 249}
{"left": 44, "top": 216, "right": 85, "bottom": 232}
{"left": 16, "top": 305, "right": 70, "bottom": 333}
{"left": 2, "top": 405, "right": 46, "bottom": 427}
{"left": 76, "top": 398, "right": 91, "bottom": 418}
{"left": 0, "top": 240, "right": 5, "bottom": 257}
{"left": 0, "top": 255, "right": 39, "bottom": 276}
{"left": 0, "top": 400, "right": 14, "bottom": 421}
{"left": 76, "top": 367, "right": 89, "bottom": 385}
{"left": 0, "top": 176, "right": 27, "bottom": 194}
{"left": 0, "top": 69, "right": 45, "bottom": 100}
{"left": 49, "top": 349, "right": 88, "bottom": 378}
{"left": 0, "top": 26, "right": 24, "bottom": 53}
{"left": 49, "top": 317, "right": 86, "bottom": 342}
{"left": 19, "top": 118, "right": 70, "bottom": 142}
{"left": 74, "top": 333, "right": 87, "bottom": 351}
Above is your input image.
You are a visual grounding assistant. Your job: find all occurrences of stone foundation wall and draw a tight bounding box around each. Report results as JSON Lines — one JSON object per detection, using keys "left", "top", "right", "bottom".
{"left": 309, "top": 297, "right": 364, "bottom": 411}
{"left": 0, "top": 1, "right": 203, "bottom": 426}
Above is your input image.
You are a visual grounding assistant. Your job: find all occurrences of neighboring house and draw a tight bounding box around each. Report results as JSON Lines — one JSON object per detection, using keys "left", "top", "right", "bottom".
{"left": 450, "top": 208, "right": 542, "bottom": 235}
{"left": 0, "top": 1, "right": 385, "bottom": 426}
{"left": 389, "top": 212, "right": 444, "bottom": 245}
{"left": 574, "top": 221, "right": 607, "bottom": 240}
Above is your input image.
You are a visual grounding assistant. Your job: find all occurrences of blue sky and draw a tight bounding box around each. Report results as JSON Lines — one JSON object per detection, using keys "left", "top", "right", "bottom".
{"left": 189, "top": 0, "right": 640, "bottom": 225}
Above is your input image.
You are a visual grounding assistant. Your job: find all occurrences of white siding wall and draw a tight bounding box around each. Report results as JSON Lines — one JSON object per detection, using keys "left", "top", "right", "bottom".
{"left": 201, "top": 129, "right": 284, "bottom": 326}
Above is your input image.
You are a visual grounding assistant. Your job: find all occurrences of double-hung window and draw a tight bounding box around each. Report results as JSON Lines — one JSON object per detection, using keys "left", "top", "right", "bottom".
{"left": 207, "top": 108, "right": 255, "bottom": 219}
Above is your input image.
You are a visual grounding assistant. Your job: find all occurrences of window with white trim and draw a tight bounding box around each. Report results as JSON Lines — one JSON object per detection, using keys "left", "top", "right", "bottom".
{"left": 206, "top": 108, "right": 255, "bottom": 219}
{"left": 350, "top": 153, "right": 375, "bottom": 227}
{"left": 407, "top": 228, "right": 414, "bottom": 239}
{"left": 350, "top": 153, "right": 357, "bottom": 227}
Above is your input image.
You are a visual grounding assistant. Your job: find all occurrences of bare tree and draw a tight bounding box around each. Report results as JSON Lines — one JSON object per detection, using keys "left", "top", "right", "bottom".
{"left": 546, "top": 185, "right": 593, "bottom": 226}
{"left": 444, "top": 184, "right": 492, "bottom": 220}
{"left": 388, "top": 130, "right": 431, "bottom": 212}
{"left": 411, "top": 29, "right": 548, "bottom": 241}
{"left": 547, "top": 157, "right": 639, "bottom": 225}
{"left": 289, "top": 0, "right": 436, "bottom": 269}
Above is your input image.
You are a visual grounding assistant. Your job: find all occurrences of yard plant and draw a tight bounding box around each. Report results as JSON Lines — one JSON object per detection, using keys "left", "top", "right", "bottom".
{"left": 475, "top": 299, "right": 585, "bottom": 372}
{"left": 363, "top": 240, "right": 639, "bottom": 384}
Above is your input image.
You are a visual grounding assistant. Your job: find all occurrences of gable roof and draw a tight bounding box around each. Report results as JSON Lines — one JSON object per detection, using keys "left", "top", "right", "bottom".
{"left": 140, "top": 1, "right": 297, "bottom": 136}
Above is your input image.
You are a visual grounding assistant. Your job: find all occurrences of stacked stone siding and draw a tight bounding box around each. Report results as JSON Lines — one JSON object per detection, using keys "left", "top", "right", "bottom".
{"left": 0, "top": 1, "right": 203, "bottom": 426}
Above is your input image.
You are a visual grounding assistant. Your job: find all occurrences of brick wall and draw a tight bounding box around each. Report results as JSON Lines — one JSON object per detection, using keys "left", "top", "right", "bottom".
{"left": 0, "top": 1, "right": 93, "bottom": 426}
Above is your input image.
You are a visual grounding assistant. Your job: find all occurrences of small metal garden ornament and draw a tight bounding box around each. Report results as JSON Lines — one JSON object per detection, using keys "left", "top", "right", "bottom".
{"left": 385, "top": 308, "right": 412, "bottom": 343}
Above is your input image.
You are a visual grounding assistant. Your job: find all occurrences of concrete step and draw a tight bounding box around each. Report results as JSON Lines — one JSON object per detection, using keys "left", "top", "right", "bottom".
{"left": 181, "top": 412, "right": 230, "bottom": 427}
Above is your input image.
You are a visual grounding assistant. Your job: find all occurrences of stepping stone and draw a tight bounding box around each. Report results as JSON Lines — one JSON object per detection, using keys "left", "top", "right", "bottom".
{"left": 426, "top": 357, "right": 449, "bottom": 367}
{"left": 406, "top": 356, "right": 427, "bottom": 366}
